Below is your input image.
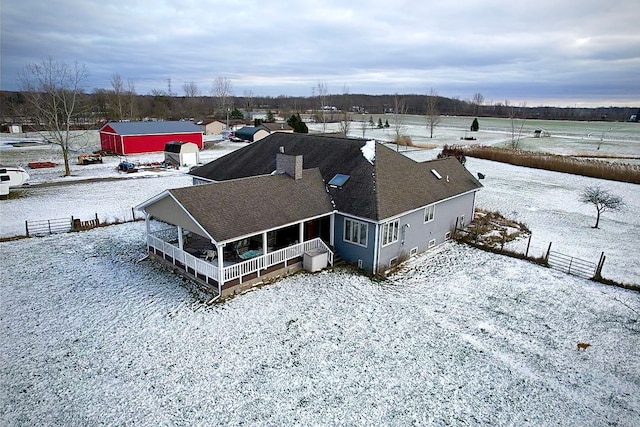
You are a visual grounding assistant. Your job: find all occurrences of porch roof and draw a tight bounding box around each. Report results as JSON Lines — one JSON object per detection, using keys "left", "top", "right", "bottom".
{"left": 157, "top": 168, "right": 333, "bottom": 242}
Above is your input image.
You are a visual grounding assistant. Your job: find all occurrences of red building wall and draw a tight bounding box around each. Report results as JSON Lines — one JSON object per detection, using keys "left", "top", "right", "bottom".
{"left": 99, "top": 125, "right": 203, "bottom": 154}
{"left": 120, "top": 133, "right": 203, "bottom": 154}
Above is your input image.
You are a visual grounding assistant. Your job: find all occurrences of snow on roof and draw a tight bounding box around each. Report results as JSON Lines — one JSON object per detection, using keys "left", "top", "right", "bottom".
{"left": 361, "top": 139, "right": 376, "bottom": 164}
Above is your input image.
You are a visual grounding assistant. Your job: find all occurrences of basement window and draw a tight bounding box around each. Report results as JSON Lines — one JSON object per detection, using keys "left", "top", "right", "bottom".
{"left": 329, "top": 173, "right": 350, "bottom": 188}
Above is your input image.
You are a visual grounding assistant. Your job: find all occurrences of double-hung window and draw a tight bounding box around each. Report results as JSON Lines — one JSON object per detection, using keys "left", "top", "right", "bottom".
{"left": 344, "top": 218, "right": 368, "bottom": 247}
{"left": 381, "top": 220, "right": 399, "bottom": 246}
{"left": 424, "top": 204, "right": 435, "bottom": 222}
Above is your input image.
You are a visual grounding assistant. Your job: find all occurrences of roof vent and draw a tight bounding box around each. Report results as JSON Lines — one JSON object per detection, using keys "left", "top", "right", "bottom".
{"left": 279, "top": 146, "right": 285, "bottom": 153}
{"left": 431, "top": 169, "right": 442, "bottom": 179}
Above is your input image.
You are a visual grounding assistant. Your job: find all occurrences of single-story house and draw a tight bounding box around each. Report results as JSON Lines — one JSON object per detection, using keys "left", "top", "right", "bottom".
{"left": 233, "top": 126, "right": 270, "bottom": 143}
{"left": 258, "top": 122, "right": 294, "bottom": 134}
{"left": 100, "top": 121, "right": 203, "bottom": 154}
{"left": 164, "top": 141, "right": 200, "bottom": 167}
{"left": 137, "top": 133, "right": 482, "bottom": 298}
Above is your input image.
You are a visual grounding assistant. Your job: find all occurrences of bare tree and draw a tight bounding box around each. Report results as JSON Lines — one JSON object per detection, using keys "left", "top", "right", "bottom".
{"left": 316, "top": 82, "right": 329, "bottom": 133}
{"left": 243, "top": 89, "right": 254, "bottom": 113}
{"left": 359, "top": 114, "right": 368, "bottom": 138}
{"left": 507, "top": 101, "right": 526, "bottom": 149}
{"left": 149, "top": 88, "right": 170, "bottom": 118}
{"left": 579, "top": 186, "right": 625, "bottom": 228}
{"left": 110, "top": 73, "right": 125, "bottom": 121}
{"left": 425, "top": 88, "right": 441, "bottom": 138}
{"left": 18, "top": 57, "right": 90, "bottom": 176}
{"left": 338, "top": 85, "right": 351, "bottom": 136}
{"left": 212, "top": 77, "right": 233, "bottom": 117}
{"left": 472, "top": 92, "right": 484, "bottom": 116}
{"left": 182, "top": 81, "right": 200, "bottom": 97}
{"left": 127, "top": 79, "right": 136, "bottom": 119}
{"left": 392, "top": 93, "right": 408, "bottom": 150}
{"left": 182, "top": 81, "right": 200, "bottom": 118}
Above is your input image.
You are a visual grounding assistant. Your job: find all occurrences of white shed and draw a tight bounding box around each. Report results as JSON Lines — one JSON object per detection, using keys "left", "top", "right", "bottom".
{"left": 164, "top": 141, "right": 200, "bottom": 167}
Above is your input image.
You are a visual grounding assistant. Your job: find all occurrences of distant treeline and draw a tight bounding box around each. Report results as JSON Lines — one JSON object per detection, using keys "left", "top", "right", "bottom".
{"left": 1, "top": 90, "right": 638, "bottom": 125}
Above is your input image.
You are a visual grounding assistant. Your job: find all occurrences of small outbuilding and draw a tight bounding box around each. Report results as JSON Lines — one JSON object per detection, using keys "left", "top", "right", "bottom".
{"left": 202, "top": 120, "right": 226, "bottom": 135}
{"left": 234, "top": 126, "right": 270, "bottom": 143}
{"left": 164, "top": 142, "right": 200, "bottom": 167}
{"left": 100, "top": 121, "right": 203, "bottom": 154}
{"left": 258, "top": 122, "right": 294, "bottom": 134}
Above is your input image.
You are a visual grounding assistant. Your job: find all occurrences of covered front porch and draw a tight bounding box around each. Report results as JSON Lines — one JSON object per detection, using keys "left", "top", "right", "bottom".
{"left": 136, "top": 168, "right": 337, "bottom": 299}
{"left": 143, "top": 215, "right": 334, "bottom": 298}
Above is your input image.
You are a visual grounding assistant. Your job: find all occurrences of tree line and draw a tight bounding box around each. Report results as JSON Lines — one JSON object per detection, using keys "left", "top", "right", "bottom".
{"left": 3, "top": 89, "right": 638, "bottom": 125}
{"left": 2, "top": 59, "right": 638, "bottom": 126}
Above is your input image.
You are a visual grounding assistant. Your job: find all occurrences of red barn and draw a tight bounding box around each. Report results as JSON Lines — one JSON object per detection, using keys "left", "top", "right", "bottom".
{"left": 99, "top": 121, "right": 203, "bottom": 154}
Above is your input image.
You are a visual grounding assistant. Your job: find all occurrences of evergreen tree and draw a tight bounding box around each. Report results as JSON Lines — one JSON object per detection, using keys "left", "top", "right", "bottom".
{"left": 377, "top": 118, "right": 383, "bottom": 128}
{"left": 471, "top": 118, "right": 479, "bottom": 131}
{"left": 230, "top": 107, "right": 244, "bottom": 119}
{"left": 369, "top": 116, "right": 375, "bottom": 127}
{"left": 287, "top": 113, "right": 309, "bottom": 133}
{"left": 265, "top": 110, "right": 276, "bottom": 123}
{"left": 384, "top": 119, "right": 390, "bottom": 128}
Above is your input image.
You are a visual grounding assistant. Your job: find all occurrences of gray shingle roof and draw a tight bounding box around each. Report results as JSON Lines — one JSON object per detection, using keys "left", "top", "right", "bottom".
{"left": 101, "top": 121, "right": 202, "bottom": 135}
{"left": 169, "top": 168, "right": 333, "bottom": 242}
{"left": 190, "top": 133, "right": 481, "bottom": 222}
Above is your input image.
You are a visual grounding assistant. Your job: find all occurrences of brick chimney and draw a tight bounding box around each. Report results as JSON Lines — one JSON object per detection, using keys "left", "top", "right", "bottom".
{"left": 276, "top": 153, "right": 303, "bottom": 180}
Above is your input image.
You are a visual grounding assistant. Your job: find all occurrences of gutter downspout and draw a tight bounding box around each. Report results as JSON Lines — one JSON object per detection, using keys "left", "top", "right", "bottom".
{"left": 373, "top": 223, "right": 380, "bottom": 275}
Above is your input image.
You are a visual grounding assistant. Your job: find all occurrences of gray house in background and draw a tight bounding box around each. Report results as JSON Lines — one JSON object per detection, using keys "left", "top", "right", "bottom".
{"left": 137, "top": 133, "right": 482, "bottom": 298}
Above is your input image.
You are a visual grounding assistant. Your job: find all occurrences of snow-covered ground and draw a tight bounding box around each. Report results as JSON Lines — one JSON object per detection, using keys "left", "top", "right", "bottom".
{"left": 1, "top": 224, "right": 638, "bottom": 425}
{"left": 1, "top": 119, "right": 639, "bottom": 424}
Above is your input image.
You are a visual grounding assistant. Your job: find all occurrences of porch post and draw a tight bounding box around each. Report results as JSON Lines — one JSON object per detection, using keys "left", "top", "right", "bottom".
{"left": 329, "top": 214, "right": 335, "bottom": 246}
{"left": 299, "top": 222, "right": 304, "bottom": 243}
{"left": 217, "top": 244, "right": 224, "bottom": 295}
{"left": 262, "top": 231, "right": 268, "bottom": 254}
{"left": 177, "top": 226, "right": 184, "bottom": 250}
{"left": 145, "top": 213, "right": 151, "bottom": 236}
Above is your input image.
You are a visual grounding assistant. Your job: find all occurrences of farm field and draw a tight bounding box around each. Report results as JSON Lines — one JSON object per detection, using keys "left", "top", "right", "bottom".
{"left": 1, "top": 223, "right": 638, "bottom": 425}
{"left": 1, "top": 117, "right": 639, "bottom": 424}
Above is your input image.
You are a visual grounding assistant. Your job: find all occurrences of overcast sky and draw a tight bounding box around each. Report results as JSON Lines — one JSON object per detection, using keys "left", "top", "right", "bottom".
{"left": 2, "top": 0, "right": 639, "bottom": 107}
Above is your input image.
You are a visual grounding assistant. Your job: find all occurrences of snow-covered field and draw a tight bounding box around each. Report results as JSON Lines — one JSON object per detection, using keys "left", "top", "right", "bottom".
{"left": 1, "top": 224, "right": 638, "bottom": 425}
{"left": 1, "top": 119, "right": 639, "bottom": 424}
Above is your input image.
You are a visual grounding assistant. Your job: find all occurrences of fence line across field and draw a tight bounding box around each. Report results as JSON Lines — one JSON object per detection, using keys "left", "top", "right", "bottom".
{"left": 24, "top": 208, "right": 143, "bottom": 237}
{"left": 454, "top": 225, "right": 607, "bottom": 282}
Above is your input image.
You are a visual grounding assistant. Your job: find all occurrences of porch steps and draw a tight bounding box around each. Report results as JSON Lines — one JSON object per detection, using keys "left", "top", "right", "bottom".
{"left": 331, "top": 253, "right": 348, "bottom": 267}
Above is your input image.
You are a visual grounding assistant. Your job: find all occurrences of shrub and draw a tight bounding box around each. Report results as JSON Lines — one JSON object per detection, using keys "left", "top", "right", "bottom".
{"left": 395, "top": 135, "right": 413, "bottom": 147}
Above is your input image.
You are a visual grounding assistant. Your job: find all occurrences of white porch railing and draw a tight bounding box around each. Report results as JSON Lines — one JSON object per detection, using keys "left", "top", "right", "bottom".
{"left": 147, "top": 234, "right": 220, "bottom": 282}
{"left": 223, "top": 238, "right": 334, "bottom": 282}
{"left": 147, "top": 235, "right": 333, "bottom": 286}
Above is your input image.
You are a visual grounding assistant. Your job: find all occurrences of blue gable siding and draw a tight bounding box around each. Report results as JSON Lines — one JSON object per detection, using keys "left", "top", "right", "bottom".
{"left": 333, "top": 213, "right": 376, "bottom": 272}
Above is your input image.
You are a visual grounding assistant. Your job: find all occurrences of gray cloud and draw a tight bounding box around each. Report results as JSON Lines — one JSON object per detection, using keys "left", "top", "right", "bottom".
{"left": 1, "top": 0, "right": 639, "bottom": 106}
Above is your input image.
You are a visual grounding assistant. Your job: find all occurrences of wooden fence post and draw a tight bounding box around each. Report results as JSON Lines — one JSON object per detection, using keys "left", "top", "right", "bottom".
{"left": 544, "top": 242, "right": 552, "bottom": 263}
{"left": 525, "top": 234, "right": 532, "bottom": 258}
{"left": 95, "top": 213, "right": 100, "bottom": 225}
{"left": 25, "top": 220, "right": 29, "bottom": 237}
{"left": 594, "top": 252, "right": 606, "bottom": 279}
